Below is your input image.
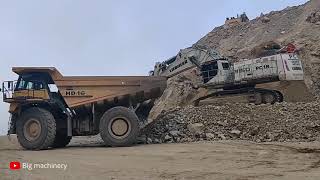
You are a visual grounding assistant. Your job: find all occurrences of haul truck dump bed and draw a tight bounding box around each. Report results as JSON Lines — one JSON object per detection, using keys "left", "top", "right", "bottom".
{"left": 2, "top": 67, "right": 167, "bottom": 150}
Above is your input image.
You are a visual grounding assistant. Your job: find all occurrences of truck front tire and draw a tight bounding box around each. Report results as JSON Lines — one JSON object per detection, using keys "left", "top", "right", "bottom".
{"left": 99, "top": 107, "right": 139, "bottom": 147}
{"left": 16, "top": 107, "right": 56, "bottom": 150}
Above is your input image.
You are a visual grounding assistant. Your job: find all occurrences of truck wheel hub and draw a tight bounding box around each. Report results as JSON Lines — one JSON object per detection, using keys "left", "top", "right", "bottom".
{"left": 109, "top": 118, "right": 130, "bottom": 138}
{"left": 24, "top": 119, "right": 41, "bottom": 141}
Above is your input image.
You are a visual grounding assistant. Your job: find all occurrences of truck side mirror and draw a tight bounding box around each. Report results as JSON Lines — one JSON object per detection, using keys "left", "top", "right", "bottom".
{"left": 48, "top": 84, "right": 59, "bottom": 93}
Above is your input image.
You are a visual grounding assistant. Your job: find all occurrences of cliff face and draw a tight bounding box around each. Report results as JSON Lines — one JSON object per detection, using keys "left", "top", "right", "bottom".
{"left": 197, "top": 0, "right": 320, "bottom": 96}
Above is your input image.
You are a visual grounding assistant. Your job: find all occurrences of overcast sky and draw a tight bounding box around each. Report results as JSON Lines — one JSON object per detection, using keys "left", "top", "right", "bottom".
{"left": 0, "top": 0, "right": 308, "bottom": 135}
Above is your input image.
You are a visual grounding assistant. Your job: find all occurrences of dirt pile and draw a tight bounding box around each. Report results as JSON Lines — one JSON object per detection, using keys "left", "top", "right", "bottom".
{"left": 143, "top": 101, "right": 320, "bottom": 144}
{"left": 250, "top": 41, "right": 281, "bottom": 58}
{"left": 306, "top": 10, "right": 320, "bottom": 23}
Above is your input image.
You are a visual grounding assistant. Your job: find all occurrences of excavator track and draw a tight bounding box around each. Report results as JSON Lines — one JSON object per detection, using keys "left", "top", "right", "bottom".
{"left": 256, "top": 89, "right": 283, "bottom": 104}
{"left": 194, "top": 88, "right": 283, "bottom": 106}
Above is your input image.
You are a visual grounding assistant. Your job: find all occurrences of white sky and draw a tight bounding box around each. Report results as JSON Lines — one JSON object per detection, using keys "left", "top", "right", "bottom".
{"left": 0, "top": 0, "right": 308, "bottom": 135}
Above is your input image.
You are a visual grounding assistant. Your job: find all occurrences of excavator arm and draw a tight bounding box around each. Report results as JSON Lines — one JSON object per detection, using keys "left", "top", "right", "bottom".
{"left": 152, "top": 45, "right": 224, "bottom": 78}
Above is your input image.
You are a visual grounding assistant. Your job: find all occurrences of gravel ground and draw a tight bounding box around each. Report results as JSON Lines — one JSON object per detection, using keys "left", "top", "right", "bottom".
{"left": 1, "top": 136, "right": 320, "bottom": 180}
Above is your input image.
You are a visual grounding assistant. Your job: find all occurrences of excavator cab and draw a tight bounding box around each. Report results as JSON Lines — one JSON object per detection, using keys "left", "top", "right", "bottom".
{"left": 201, "top": 61, "right": 219, "bottom": 83}
{"left": 200, "top": 60, "right": 233, "bottom": 86}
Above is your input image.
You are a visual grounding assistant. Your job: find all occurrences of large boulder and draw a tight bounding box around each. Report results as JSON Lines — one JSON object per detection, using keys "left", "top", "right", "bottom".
{"left": 148, "top": 69, "right": 206, "bottom": 122}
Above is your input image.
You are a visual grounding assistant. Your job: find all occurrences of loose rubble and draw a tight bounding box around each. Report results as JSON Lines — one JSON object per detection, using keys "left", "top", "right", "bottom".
{"left": 143, "top": 102, "right": 320, "bottom": 144}
{"left": 261, "top": 16, "right": 271, "bottom": 23}
{"left": 148, "top": 71, "right": 203, "bottom": 121}
{"left": 306, "top": 10, "right": 320, "bottom": 23}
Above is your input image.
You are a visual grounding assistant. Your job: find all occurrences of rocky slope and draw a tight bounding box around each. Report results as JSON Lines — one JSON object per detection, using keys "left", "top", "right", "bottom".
{"left": 144, "top": 1, "right": 320, "bottom": 144}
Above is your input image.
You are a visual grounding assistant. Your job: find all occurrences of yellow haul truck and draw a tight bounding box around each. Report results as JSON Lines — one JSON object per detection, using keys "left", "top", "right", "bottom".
{"left": 1, "top": 67, "right": 166, "bottom": 150}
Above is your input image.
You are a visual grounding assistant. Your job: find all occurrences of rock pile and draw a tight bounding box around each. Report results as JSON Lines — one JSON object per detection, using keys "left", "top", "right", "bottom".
{"left": 148, "top": 70, "right": 204, "bottom": 121}
{"left": 261, "top": 16, "right": 271, "bottom": 23}
{"left": 306, "top": 10, "right": 320, "bottom": 24}
{"left": 250, "top": 41, "right": 281, "bottom": 58}
{"left": 143, "top": 101, "right": 320, "bottom": 144}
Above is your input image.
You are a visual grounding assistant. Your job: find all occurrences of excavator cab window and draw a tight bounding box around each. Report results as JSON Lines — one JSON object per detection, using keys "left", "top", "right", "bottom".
{"left": 222, "top": 63, "right": 230, "bottom": 70}
{"left": 201, "top": 61, "right": 218, "bottom": 83}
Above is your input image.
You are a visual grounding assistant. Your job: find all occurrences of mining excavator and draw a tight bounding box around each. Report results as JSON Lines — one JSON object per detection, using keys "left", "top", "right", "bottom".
{"left": 1, "top": 68, "right": 166, "bottom": 150}
{"left": 150, "top": 44, "right": 304, "bottom": 105}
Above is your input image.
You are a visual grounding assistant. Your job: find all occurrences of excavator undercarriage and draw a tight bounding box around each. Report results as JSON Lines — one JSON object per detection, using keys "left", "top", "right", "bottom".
{"left": 194, "top": 87, "right": 283, "bottom": 106}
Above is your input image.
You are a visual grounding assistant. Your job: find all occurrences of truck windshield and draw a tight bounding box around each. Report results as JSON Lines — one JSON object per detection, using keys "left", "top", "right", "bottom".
{"left": 16, "top": 77, "right": 44, "bottom": 90}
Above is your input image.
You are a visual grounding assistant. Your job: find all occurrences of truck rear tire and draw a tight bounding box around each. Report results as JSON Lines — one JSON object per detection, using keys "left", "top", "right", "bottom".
{"left": 52, "top": 131, "right": 72, "bottom": 148}
{"left": 99, "top": 107, "right": 139, "bottom": 147}
{"left": 16, "top": 107, "right": 56, "bottom": 150}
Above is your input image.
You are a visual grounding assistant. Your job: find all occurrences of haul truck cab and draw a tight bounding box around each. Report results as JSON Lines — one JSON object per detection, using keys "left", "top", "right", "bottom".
{"left": 1, "top": 67, "right": 167, "bottom": 150}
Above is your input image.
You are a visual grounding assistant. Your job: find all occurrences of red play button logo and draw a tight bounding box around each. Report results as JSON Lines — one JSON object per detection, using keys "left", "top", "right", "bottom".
{"left": 9, "top": 162, "right": 21, "bottom": 170}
